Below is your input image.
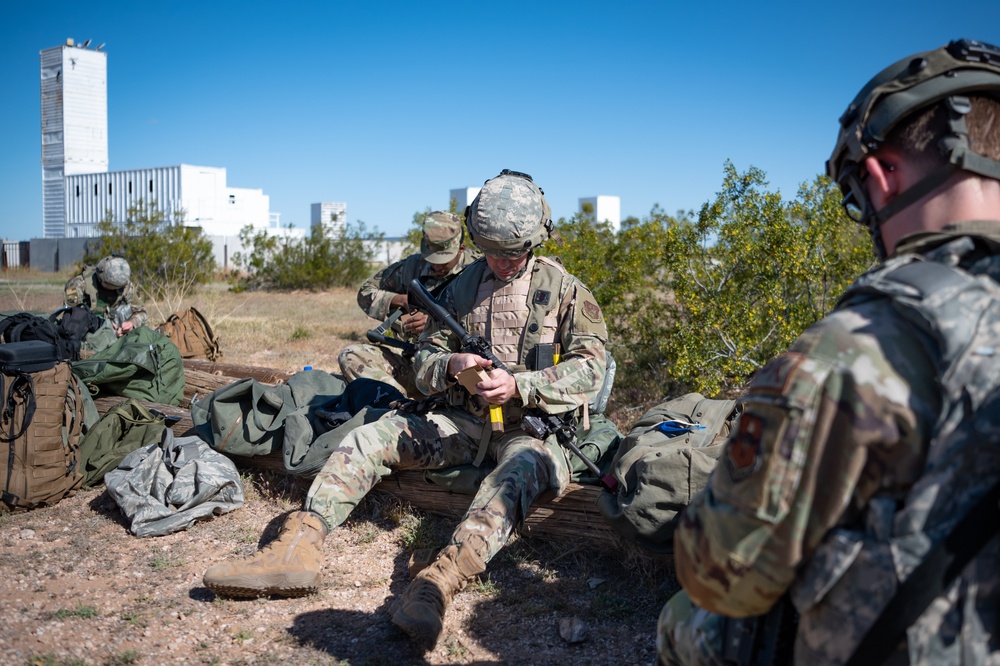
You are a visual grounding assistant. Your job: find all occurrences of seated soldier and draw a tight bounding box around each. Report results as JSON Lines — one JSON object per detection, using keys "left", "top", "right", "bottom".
{"left": 64, "top": 256, "right": 148, "bottom": 336}
{"left": 204, "top": 170, "right": 609, "bottom": 652}
{"left": 338, "top": 211, "right": 478, "bottom": 396}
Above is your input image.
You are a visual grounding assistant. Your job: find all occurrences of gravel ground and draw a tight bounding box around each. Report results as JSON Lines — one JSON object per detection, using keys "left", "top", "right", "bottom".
{"left": 0, "top": 469, "right": 676, "bottom": 666}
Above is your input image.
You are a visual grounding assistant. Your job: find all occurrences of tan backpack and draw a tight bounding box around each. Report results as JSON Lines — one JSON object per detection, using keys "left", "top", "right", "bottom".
{"left": 0, "top": 341, "right": 86, "bottom": 512}
{"left": 156, "top": 307, "right": 222, "bottom": 362}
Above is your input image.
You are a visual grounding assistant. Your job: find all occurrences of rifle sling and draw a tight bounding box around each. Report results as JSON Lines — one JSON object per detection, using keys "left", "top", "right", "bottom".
{"left": 844, "top": 477, "right": 1000, "bottom": 666}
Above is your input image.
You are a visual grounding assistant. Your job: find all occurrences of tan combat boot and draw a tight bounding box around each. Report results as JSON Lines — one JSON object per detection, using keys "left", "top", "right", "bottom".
{"left": 390, "top": 543, "right": 486, "bottom": 650}
{"left": 203, "top": 510, "right": 327, "bottom": 598}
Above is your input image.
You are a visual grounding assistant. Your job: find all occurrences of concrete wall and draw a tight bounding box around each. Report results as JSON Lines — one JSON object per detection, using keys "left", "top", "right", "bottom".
{"left": 28, "top": 237, "right": 94, "bottom": 272}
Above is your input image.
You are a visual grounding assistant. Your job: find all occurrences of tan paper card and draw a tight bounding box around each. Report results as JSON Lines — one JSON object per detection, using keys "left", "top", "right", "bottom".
{"left": 456, "top": 365, "right": 490, "bottom": 393}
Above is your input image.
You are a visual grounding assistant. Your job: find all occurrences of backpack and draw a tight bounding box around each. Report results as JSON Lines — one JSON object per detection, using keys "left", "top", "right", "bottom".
{"left": 71, "top": 327, "right": 185, "bottom": 406}
{"left": 0, "top": 312, "right": 75, "bottom": 361}
{"left": 156, "top": 307, "right": 222, "bottom": 362}
{"left": 77, "top": 398, "right": 168, "bottom": 488}
{"left": 595, "top": 393, "right": 742, "bottom": 553}
{"left": 49, "top": 305, "right": 106, "bottom": 360}
{"left": 0, "top": 341, "right": 87, "bottom": 511}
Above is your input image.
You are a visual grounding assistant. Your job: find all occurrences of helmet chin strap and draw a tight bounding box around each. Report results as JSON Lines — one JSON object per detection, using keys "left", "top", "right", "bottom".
{"left": 868, "top": 95, "right": 1000, "bottom": 257}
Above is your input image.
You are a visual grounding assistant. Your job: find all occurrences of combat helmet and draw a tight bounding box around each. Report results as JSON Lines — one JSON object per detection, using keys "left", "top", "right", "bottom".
{"left": 827, "top": 38, "right": 1000, "bottom": 257}
{"left": 95, "top": 256, "right": 131, "bottom": 290}
{"left": 466, "top": 169, "right": 553, "bottom": 257}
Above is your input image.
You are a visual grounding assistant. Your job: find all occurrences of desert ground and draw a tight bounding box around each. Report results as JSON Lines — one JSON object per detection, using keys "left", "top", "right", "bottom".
{"left": 0, "top": 272, "right": 676, "bottom": 666}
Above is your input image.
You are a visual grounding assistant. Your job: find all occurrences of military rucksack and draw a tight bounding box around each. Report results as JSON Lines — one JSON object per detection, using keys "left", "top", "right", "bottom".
{"left": 596, "top": 393, "right": 742, "bottom": 553}
{"left": 71, "top": 327, "right": 185, "bottom": 406}
{"left": 156, "top": 307, "right": 222, "bottom": 362}
{"left": 0, "top": 341, "right": 88, "bottom": 512}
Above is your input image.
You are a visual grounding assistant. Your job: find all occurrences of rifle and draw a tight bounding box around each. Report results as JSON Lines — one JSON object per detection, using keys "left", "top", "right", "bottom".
{"left": 365, "top": 273, "right": 461, "bottom": 359}
{"left": 365, "top": 309, "right": 415, "bottom": 359}
{"left": 520, "top": 412, "right": 617, "bottom": 492}
{"left": 407, "top": 279, "right": 508, "bottom": 432}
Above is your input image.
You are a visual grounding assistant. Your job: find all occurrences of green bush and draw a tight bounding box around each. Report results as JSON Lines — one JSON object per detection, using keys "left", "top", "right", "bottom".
{"left": 230, "top": 220, "right": 381, "bottom": 291}
{"left": 84, "top": 200, "right": 216, "bottom": 313}
{"left": 543, "top": 162, "right": 873, "bottom": 397}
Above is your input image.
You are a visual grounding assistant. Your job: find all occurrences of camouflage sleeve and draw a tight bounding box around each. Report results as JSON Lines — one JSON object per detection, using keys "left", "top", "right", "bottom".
{"left": 673, "top": 307, "right": 935, "bottom": 617}
{"left": 515, "top": 279, "right": 609, "bottom": 414}
{"left": 358, "top": 262, "right": 399, "bottom": 321}
{"left": 122, "top": 283, "right": 148, "bottom": 328}
{"left": 64, "top": 274, "right": 86, "bottom": 307}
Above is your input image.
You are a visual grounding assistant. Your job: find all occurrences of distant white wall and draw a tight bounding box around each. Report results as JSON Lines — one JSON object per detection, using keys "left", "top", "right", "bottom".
{"left": 311, "top": 202, "right": 347, "bottom": 233}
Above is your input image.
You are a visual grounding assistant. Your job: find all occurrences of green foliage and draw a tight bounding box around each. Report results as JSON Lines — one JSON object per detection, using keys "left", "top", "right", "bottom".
{"left": 543, "top": 162, "right": 873, "bottom": 397}
{"left": 230, "top": 220, "right": 382, "bottom": 291}
{"left": 85, "top": 200, "right": 216, "bottom": 313}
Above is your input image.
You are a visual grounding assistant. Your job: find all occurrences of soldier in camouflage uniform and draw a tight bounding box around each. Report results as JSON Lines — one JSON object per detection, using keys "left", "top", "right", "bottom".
{"left": 203, "top": 170, "right": 609, "bottom": 651}
{"left": 338, "top": 211, "right": 479, "bottom": 396}
{"left": 659, "top": 40, "right": 1000, "bottom": 665}
{"left": 63, "top": 255, "right": 148, "bottom": 335}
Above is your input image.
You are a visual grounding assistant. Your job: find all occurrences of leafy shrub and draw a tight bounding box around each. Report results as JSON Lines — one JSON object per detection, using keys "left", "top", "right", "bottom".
{"left": 230, "top": 221, "right": 381, "bottom": 291}
{"left": 84, "top": 200, "right": 217, "bottom": 314}
{"left": 543, "top": 162, "right": 873, "bottom": 397}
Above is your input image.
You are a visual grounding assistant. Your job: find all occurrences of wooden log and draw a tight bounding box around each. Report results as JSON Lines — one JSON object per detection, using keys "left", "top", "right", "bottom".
{"left": 182, "top": 359, "right": 293, "bottom": 385}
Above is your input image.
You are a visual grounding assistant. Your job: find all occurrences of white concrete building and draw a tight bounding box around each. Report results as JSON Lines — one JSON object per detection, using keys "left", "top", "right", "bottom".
{"left": 579, "top": 195, "right": 621, "bottom": 232}
{"left": 311, "top": 202, "right": 347, "bottom": 233}
{"left": 65, "top": 165, "right": 271, "bottom": 238}
{"left": 38, "top": 38, "right": 279, "bottom": 259}
{"left": 40, "top": 39, "right": 108, "bottom": 239}
{"left": 448, "top": 187, "right": 481, "bottom": 212}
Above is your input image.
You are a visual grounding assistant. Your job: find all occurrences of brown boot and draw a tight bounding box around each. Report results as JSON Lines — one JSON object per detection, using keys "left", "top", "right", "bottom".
{"left": 390, "top": 544, "right": 486, "bottom": 650}
{"left": 203, "top": 510, "right": 328, "bottom": 598}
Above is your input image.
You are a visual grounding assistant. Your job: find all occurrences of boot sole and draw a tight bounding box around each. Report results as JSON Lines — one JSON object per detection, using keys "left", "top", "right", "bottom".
{"left": 204, "top": 572, "right": 321, "bottom": 599}
{"left": 390, "top": 607, "right": 441, "bottom": 651}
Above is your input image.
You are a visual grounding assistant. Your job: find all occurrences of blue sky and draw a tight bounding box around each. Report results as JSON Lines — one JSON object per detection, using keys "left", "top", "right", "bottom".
{"left": 1, "top": 1, "right": 998, "bottom": 241}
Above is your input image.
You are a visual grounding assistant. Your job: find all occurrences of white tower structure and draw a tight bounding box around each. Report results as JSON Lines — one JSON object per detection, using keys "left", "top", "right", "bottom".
{"left": 579, "top": 195, "right": 621, "bottom": 232}
{"left": 449, "top": 187, "right": 481, "bottom": 212}
{"left": 311, "top": 202, "right": 347, "bottom": 234}
{"left": 40, "top": 39, "right": 108, "bottom": 239}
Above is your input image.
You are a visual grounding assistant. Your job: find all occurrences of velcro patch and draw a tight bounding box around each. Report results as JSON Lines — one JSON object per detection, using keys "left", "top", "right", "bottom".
{"left": 581, "top": 300, "right": 602, "bottom": 323}
{"left": 533, "top": 290, "right": 551, "bottom": 306}
{"left": 726, "top": 413, "right": 764, "bottom": 482}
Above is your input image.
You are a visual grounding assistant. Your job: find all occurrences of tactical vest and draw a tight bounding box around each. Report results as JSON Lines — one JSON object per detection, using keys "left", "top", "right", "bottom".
{"left": 790, "top": 237, "right": 1000, "bottom": 664}
{"left": 69, "top": 266, "right": 126, "bottom": 319}
{"left": 446, "top": 256, "right": 569, "bottom": 423}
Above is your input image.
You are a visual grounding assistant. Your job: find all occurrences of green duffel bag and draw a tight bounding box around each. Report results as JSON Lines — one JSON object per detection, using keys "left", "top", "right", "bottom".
{"left": 596, "top": 393, "right": 742, "bottom": 553}
{"left": 191, "top": 369, "right": 347, "bottom": 458}
{"left": 71, "top": 326, "right": 185, "bottom": 405}
{"left": 78, "top": 398, "right": 168, "bottom": 488}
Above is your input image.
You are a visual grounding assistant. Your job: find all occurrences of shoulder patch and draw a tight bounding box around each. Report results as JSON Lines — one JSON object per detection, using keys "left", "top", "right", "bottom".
{"left": 726, "top": 413, "right": 764, "bottom": 482}
{"left": 533, "top": 290, "right": 551, "bottom": 306}
{"left": 581, "top": 300, "right": 603, "bottom": 324}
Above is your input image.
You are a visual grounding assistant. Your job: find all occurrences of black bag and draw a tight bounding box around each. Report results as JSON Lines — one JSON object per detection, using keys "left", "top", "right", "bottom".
{"left": 0, "top": 312, "right": 75, "bottom": 361}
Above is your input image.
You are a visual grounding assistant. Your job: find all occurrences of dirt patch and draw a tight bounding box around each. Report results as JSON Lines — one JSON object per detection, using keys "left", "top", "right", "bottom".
{"left": 0, "top": 475, "right": 675, "bottom": 666}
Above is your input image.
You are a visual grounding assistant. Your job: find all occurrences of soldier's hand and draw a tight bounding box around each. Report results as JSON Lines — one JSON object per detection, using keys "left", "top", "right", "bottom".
{"left": 117, "top": 321, "right": 134, "bottom": 337}
{"left": 403, "top": 311, "right": 428, "bottom": 335}
{"left": 448, "top": 353, "right": 488, "bottom": 377}
{"left": 390, "top": 293, "right": 410, "bottom": 311}
{"left": 477, "top": 368, "right": 519, "bottom": 405}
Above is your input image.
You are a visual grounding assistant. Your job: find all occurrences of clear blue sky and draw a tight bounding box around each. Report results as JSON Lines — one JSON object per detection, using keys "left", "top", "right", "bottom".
{"left": 2, "top": 1, "right": 998, "bottom": 241}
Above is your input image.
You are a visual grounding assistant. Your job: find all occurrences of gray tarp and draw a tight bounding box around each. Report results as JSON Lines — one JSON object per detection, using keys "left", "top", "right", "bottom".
{"left": 105, "top": 429, "right": 244, "bottom": 537}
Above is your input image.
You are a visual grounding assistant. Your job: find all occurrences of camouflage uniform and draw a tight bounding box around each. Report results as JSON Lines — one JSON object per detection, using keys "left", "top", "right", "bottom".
{"left": 64, "top": 262, "right": 148, "bottom": 329}
{"left": 339, "top": 215, "right": 478, "bottom": 397}
{"left": 659, "top": 223, "right": 1000, "bottom": 665}
{"left": 310, "top": 253, "right": 608, "bottom": 562}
